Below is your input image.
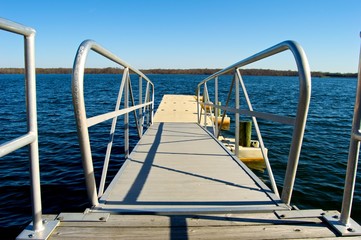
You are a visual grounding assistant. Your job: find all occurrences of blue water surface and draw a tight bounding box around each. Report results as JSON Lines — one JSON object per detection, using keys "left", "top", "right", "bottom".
{"left": 0, "top": 73, "right": 360, "bottom": 238}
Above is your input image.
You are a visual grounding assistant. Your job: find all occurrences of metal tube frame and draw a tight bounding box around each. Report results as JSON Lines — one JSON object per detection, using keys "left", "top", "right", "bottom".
{"left": 321, "top": 34, "right": 361, "bottom": 237}
{"left": 236, "top": 69, "right": 279, "bottom": 197}
{"left": 340, "top": 34, "right": 361, "bottom": 226}
{"left": 0, "top": 18, "right": 43, "bottom": 231}
{"left": 0, "top": 18, "right": 60, "bottom": 239}
{"left": 72, "top": 40, "right": 154, "bottom": 204}
{"left": 197, "top": 40, "right": 311, "bottom": 205}
{"left": 98, "top": 68, "right": 128, "bottom": 197}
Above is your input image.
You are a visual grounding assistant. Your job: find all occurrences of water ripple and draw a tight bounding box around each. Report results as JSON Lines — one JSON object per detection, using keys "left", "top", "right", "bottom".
{"left": 0, "top": 74, "right": 360, "bottom": 238}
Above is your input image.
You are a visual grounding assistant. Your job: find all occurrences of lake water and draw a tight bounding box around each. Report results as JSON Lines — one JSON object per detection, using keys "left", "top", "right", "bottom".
{"left": 0, "top": 74, "right": 360, "bottom": 238}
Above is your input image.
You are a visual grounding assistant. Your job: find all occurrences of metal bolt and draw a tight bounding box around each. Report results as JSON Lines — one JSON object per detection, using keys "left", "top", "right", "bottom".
{"left": 347, "top": 227, "right": 355, "bottom": 232}
{"left": 279, "top": 214, "right": 285, "bottom": 218}
{"left": 99, "top": 217, "right": 106, "bottom": 221}
{"left": 43, "top": 219, "right": 48, "bottom": 224}
{"left": 28, "top": 234, "right": 34, "bottom": 238}
{"left": 333, "top": 215, "right": 339, "bottom": 219}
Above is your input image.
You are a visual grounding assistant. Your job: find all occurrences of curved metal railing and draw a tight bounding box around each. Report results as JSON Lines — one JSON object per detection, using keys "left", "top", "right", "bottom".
{"left": 72, "top": 40, "right": 154, "bottom": 206}
{"left": 197, "top": 40, "right": 311, "bottom": 204}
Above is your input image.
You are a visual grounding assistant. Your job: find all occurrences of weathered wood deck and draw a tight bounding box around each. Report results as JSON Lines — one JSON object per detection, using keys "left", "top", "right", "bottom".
{"left": 44, "top": 95, "right": 352, "bottom": 239}
{"left": 46, "top": 211, "right": 356, "bottom": 239}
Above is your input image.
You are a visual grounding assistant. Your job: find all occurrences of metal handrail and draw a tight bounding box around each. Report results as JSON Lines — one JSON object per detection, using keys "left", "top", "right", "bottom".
{"left": 72, "top": 40, "right": 154, "bottom": 206}
{"left": 197, "top": 40, "right": 311, "bottom": 205}
{"left": 0, "top": 18, "right": 44, "bottom": 232}
{"left": 340, "top": 34, "right": 361, "bottom": 226}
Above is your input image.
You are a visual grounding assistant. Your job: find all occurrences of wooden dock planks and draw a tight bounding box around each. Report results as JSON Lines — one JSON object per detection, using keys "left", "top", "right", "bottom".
{"left": 47, "top": 213, "right": 343, "bottom": 239}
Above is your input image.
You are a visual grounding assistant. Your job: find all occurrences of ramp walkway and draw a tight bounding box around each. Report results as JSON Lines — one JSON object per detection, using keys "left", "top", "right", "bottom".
{"left": 96, "top": 121, "right": 285, "bottom": 213}
{"left": 96, "top": 94, "right": 286, "bottom": 213}
{"left": 96, "top": 94, "right": 285, "bottom": 213}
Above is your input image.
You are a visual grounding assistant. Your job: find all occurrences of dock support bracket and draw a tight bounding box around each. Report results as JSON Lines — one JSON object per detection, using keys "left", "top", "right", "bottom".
{"left": 323, "top": 212, "right": 361, "bottom": 236}
{"left": 16, "top": 220, "right": 59, "bottom": 240}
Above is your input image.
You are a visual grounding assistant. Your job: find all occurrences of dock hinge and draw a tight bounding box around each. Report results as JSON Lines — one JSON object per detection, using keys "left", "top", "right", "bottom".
{"left": 275, "top": 209, "right": 325, "bottom": 219}
{"left": 56, "top": 210, "right": 110, "bottom": 222}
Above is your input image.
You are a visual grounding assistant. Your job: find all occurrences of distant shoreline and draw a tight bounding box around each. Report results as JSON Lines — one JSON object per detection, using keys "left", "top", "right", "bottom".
{"left": 0, "top": 68, "right": 357, "bottom": 78}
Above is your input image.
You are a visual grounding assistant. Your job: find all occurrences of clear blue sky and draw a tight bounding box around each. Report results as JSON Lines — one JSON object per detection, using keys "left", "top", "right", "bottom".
{"left": 0, "top": 0, "right": 360, "bottom": 73}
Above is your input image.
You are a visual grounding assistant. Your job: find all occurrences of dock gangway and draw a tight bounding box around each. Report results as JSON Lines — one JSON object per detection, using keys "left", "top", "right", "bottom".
{"left": 0, "top": 17, "right": 360, "bottom": 239}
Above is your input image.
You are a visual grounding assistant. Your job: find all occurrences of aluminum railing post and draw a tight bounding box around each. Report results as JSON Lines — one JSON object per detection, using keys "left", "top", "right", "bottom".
{"left": 139, "top": 76, "right": 143, "bottom": 135}
{"left": 151, "top": 84, "right": 155, "bottom": 125}
{"left": 203, "top": 83, "right": 208, "bottom": 127}
{"left": 215, "top": 77, "right": 219, "bottom": 136}
{"left": 124, "top": 72, "right": 129, "bottom": 158}
{"left": 340, "top": 36, "right": 361, "bottom": 225}
{"left": 1, "top": 18, "right": 61, "bottom": 238}
{"left": 197, "top": 86, "right": 201, "bottom": 123}
{"left": 235, "top": 71, "right": 240, "bottom": 157}
{"left": 25, "top": 31, "right": 44, "bottom": 232}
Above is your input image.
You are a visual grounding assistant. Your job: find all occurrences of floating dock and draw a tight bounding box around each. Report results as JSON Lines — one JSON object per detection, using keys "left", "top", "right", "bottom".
{"left": 33, "top": 95, "right": 359, "bottom": 239}
{"left": 153, "top": 95, "right": 206, "bottom": 123}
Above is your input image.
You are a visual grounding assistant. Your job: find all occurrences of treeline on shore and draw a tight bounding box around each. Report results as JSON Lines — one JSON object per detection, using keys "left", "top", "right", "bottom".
{"left": 0, "top": 67, "right": 357, "bottom": 78}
